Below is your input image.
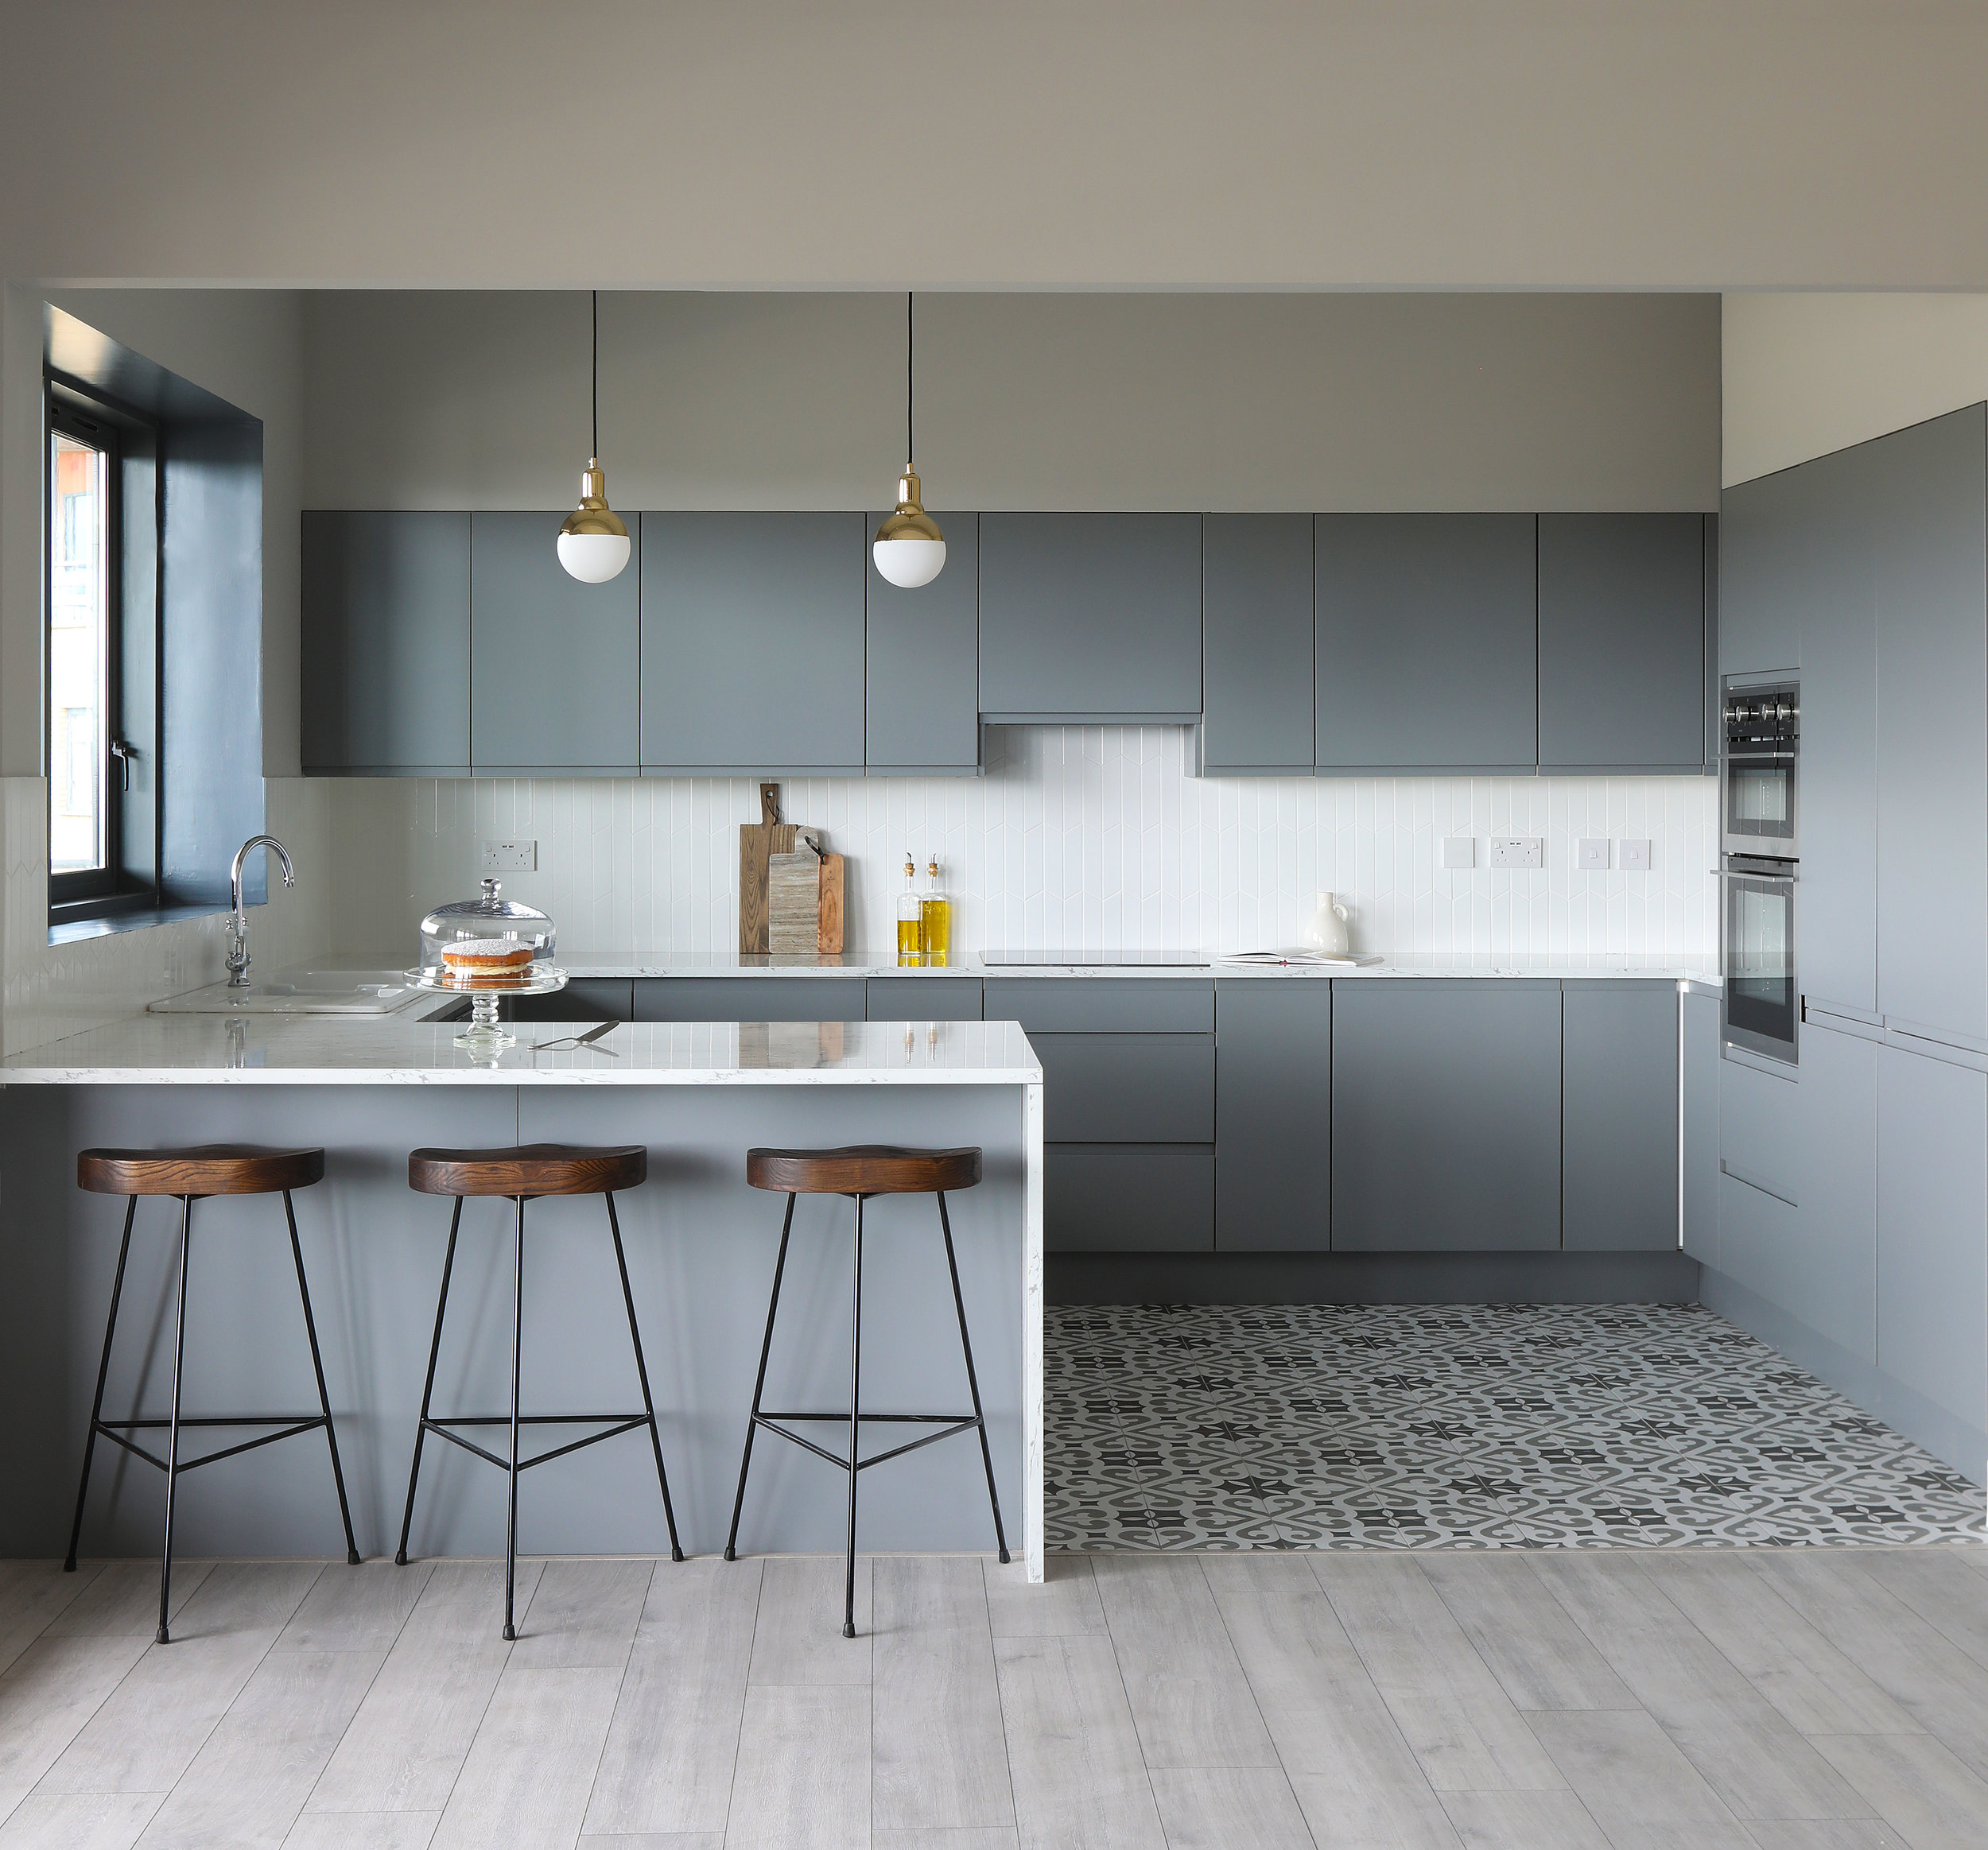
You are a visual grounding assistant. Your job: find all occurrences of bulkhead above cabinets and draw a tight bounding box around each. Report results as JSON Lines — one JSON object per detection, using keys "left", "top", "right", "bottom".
{"left": 300, "top": 508, "right": 1716, "bottom": 781}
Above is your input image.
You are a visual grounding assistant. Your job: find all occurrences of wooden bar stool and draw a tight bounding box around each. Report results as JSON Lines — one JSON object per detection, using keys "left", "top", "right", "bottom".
{"left": 398, "top": 1143, "right": 682, "bottom": 1639}
{"left": 67, "top": 1145, "right": 359, "bottom": 1643}
{"left": 724, "top": 1144, "right": 1008, "bottom": 1639}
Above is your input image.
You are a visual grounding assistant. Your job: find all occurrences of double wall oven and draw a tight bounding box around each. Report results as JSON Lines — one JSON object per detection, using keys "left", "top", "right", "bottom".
{"left": 1719, "top": 677, "right": 1799, "bottom": 1064}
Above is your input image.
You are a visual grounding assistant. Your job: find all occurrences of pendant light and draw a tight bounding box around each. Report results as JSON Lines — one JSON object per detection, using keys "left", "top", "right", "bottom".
{"left": 872, "top": 291, "right": 946, "bottom": 589}
{"left": 557, "top": 289, "right": 631, "bottom": 584}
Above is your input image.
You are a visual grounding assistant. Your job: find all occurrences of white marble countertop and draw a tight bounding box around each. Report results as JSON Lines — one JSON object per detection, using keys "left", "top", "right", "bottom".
{"left": 0, "top": 1014, "right": 1044, "bottom": 1086}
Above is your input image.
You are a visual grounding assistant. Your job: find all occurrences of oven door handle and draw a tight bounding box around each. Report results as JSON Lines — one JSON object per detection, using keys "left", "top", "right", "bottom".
{"left": 1710, "top": 866, "right": 1797, "bottom": 883}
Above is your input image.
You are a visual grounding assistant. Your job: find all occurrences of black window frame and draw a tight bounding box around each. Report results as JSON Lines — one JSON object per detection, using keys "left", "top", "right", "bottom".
{"left": 45, "top": 376, "right": 161, "bottom": 923}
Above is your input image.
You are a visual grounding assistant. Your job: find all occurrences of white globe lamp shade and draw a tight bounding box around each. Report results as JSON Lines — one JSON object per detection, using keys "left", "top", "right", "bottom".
{"left": 873, "top": 533, "right": 946, "bottom": 588}
{"left": 557, "top": 528, "right": 631, "bottom": 584}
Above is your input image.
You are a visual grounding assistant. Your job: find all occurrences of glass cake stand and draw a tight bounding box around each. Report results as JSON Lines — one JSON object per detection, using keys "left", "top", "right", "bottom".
{"left": 405, "top": 962, "right": 568, "bottom": 1051}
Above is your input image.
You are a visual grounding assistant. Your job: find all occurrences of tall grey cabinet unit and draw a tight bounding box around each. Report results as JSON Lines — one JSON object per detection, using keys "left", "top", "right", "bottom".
{"left": 1202, "top": 514, "right": 1314, "bottom": 774}
{"left": 301, "top": 511, "right": 469, "bottom": 774}
{"left": 469, "top": 512, "right": 639, "bottom": 774}
{"left": 1537, "top": 514, "right": 1707, "bottom": 773}
{"left": 1214, "top": 978, "right": 1330, "bottom": 1251}
{"left": 1330, "top": 981, "right": 1562, "bottom": 1251}
{"left": 639, "top": 513, "right": 867, "bottom": 774}
{"left": 1314, "top": 514, "right": 1538, "bottom": 773}
{"left": 977, "top": 514, "right": 1202, "bottom": 719}
{"left": 866, "top": 512, "right": 979, "bottom": 773}
{"left": 1562, "top": 983, "right": 1678, "bottom": 1252}
{"left": 1716, "top": 468, "right": 1806, "bottom": 677}
{"left": 1872, "top": 405, "right": 1988, "bottom": 1048}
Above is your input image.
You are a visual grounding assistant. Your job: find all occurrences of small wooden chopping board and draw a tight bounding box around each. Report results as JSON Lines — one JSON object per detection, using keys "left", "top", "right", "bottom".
{"left": 739, "top": 782, "right": 798, "bottom": 953}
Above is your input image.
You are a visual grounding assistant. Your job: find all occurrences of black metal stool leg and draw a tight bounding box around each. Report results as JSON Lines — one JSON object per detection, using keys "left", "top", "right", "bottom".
{"left": 844, "top": 1193, "right": 864, "bottom": 1640}
{"left": 397, "top": 1196, "right": 463, "bottom": 1567}
{"left": 66, "top": 1195, "right": 137, "bottom": 1573}
{"left": 285, "top": 1189, "right": 361, "bottom": 1566}
{"left": 937, "top": 1191, "right": 1010, "bottom": 1565}
{"left": 604, "top": 1191, "right": 683, "bottom": 1562}
{"left": 157, "top": 1196, "right": 194, "bottom": 1645}
{"left": 724, "top": 1191, "right": 796, "bottom": 1562}
{"left": 503, "top": 1194, "right": 525, "bottom": 1643}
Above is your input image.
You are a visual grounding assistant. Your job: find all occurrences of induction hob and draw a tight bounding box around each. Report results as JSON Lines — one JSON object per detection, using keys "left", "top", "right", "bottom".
{"left": 979, "top": 948, "right": 1212, "bottom": 967}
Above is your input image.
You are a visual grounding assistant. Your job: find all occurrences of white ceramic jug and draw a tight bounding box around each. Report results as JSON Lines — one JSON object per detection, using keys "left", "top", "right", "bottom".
{"left": 1300, "top": 892, "right": 1350, "bottom": 956}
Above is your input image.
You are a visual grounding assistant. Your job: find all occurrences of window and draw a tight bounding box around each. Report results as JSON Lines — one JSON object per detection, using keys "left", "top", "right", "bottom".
{"left": 46, "top": 386, "right": 153, "bottom": 917}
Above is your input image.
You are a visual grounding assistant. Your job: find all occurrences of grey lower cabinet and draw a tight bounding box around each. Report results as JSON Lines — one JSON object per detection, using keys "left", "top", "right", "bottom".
{"left": 1214, "top": 978, "right": 1330, "bottom": 1252}
{"left": 1872, "top": 406, "right": 1988, "bottom": 1047}
{"left": 1201, "top": 514, "right": 1314, "bottom": 774}
{"left": 1792, "top": 1017, "right": 1878, "bottom": 1363}
{"left": 1330, "top": 981, "right": 1562, "bottom": 1251}
{"left": 639, "top": 513, "right": 866, "bottom": 774}
{"left": 1562, "top": 983, "right": 1678, "bottom": 1251}
{"left": 1876, "top": 1042, "right": 1987, "bottom": 1435}
{"left": 469, "top": 512, "right": 639, "bottom": 773}
{"left": 866, "top": 512, "right": 979, "bottom": 773}
{"left": 865, "top": 976, "right": 983, "bottom": 1021}
{"left": 1046, "top": 1147, "right": 1216, "bottom": 1255}
{"left": 1537, "top": 514, "right": 1707, "bottom": 773}
{"left": 500, "top": 978, "right": 635, "bottom": 1024}
{"left": 1718, "top": 1054, "right": 1800, "bottom": 1208}
{"left": 1315, "top": 514, "right": 1537, "bottom": 774}
{"left": 631, "top": 976, "right": 867, "bottom": 1022}
{"left": 1680, "top": 990, "right": 1719, "bottom": 1265}
{"left": 1032, "top": 1034, "right": 1215, "bottom": 1144}
{"left": 301, "top": 511, "right": 469, "bottom": 774}
{"left": 977, "top": 514, "right": 1202, "bottom": 719}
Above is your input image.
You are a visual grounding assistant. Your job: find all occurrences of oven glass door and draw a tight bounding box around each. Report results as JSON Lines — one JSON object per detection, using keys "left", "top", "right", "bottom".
{"left": 1723, "top": 866, "right": 1796, "bottom": 1062}
{"left": 1726, "top": 753, "right": 1796, "bottom": 851}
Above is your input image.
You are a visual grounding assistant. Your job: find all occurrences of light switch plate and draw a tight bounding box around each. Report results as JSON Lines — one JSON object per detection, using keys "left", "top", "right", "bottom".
{"left": 1577, "top": 836, "right": 1609, "bottom": 871}
{"left": 1442, "top": 836, "right": 1475, "bottom": 870}
{"left": 1489, "top": 836, "right": 1543, "bottom": 870}
{"left": 1618, "top": 837, "right": 1652, "bottom": 871}
{"left": 482, "top": 840, "right": 537, "bottom": 873}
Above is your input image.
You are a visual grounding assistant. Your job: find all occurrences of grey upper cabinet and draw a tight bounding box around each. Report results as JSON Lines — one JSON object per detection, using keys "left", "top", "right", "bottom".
{"left": 1201, "top": 514, "right": 1314, "bottom": 774}
{"left": 469, "top": 512, "right": 639, "bottom": 774}
{"left": 1718, "top": 470, "right": 1805, "bottom": 677}
{"left": 1315, "top": 514, "right": 1537, "bottom": 772}
{"left": 977, "top": 514, "right": 1202, "bottom": 719}
{"left": 1562, "top": 983, "right": 1678, "bottom": 1252}
{"left": 866, "top": 512, "right": 979, "bottom": 773}
{"left": 640, "top": 513, "right": 866, "bottom": 774}
{"left": 1215, "top": 978, "right": 1330, "bottom": 1252}
{"left": 301, "top": 511, "right": 468, "bottom": 774}
{"left": 1330, "top": 980, "right": 1562, "bottom": 1251}
{"left": 1681, "top": 989, "right": 1719, "bottom": 1265}
{"left": 1872, "top": 405, "right": 1988, "bottom": 1048}
{"left": 1537, "top": 514, "right": 1706, "bottom": 772}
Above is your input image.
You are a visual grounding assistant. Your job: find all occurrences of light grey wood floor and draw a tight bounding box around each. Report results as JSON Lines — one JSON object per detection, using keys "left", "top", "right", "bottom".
{"left": 2, "top": 1546, "right": 1986, "bottom": 1848}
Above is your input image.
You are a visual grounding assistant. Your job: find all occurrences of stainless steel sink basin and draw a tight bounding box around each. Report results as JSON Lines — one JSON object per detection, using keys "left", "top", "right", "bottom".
{"left": 148, "top": 969, "right": 414, "bottom": 1014}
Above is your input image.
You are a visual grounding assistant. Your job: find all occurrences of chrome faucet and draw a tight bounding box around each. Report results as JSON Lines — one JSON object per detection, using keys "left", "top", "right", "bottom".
{"left": 225, "top": 834, "right": 296, "bottom": 987}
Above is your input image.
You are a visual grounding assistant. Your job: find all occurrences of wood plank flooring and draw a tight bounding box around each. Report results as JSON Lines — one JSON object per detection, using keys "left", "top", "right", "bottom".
{"left": 2, "top": 1547, "right": 1986, "bottom": 1848}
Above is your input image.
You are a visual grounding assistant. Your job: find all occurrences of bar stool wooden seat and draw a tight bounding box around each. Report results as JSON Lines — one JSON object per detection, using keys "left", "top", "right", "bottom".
{"left": 724, "top": 1144, "right": 1008, "bottom": 1639}
{"left": 68, "top": 1145, "right": 359, "bottom": 1644}
{"left": 398, "top": 1143, "right": 681, "bottom": 1639}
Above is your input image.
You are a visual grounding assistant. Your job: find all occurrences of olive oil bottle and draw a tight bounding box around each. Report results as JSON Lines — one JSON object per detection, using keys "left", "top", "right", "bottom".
{"left": 896, "top": 855, "right": 925, "bottom": 964}
{"left": 921, "top": 858, "right": 952, "bottom": 966}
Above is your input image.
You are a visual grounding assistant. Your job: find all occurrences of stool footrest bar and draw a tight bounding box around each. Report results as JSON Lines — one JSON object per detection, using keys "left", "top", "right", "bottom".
{"left": 424, "top": 1414, "right": 651, "bottom": 1474}
{"left": 753, "top": 1411, "right": 983, "bottom": 1474}
{"left": 93, "top": 1417, "right": 327, "bottom": 1476}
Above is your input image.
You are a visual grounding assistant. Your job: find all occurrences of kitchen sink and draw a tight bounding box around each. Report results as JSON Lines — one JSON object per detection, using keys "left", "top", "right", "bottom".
{"left": 148, "top": 968, "right": 416, "bottom": 1014}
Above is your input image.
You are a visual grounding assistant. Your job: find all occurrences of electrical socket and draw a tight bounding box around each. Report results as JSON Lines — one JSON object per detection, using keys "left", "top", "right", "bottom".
{"left": 1577, "top": 837, "right": 1609, "bottom": 871}
{"left": 1489, "top": 836, "right": 1543, "bottom": 870}
{"left": 1442, "top": 836, "right": 1475, "bottom": 870}
{"left": 481, "top": 840, "right": 537, "bottom": 873}
{"left": 1618, "top": 837, "right": 1652, "bottom": 871}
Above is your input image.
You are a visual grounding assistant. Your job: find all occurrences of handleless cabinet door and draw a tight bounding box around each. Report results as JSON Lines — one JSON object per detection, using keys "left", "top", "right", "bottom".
{"left": 632, "top": 976, "right": 868, "bottom": 1022}
{"left": 301, "top": 511, "right": 468, "bottom": 774}
{"left": 1202, "top": 514, "right": 1314, "bottom": 774}
{"left": 978, "top": 514, "right": 1202, "bottom": 718}
{"left": 1794, "top": 1018, "right": 1878, "bottom": 1363}
{"left": 1537, "top": 514, "right": 1706, "bottom": 772}
{"left": 866, "top": 976, "right": 984, "bottom": 1021}
{"left": 1873, "top": 405, "right": 1988, "bottom": 1047}
{"left": 1717, "top": 471, "right": 1805, "bottom": 677}
{"left": 1330, "top": 981, "right": 1562, "bottom": 1251}
{"left": 1315, "top": 514, "right": 1537, "bottom": 772}
{"left": 470, "top": 511, "right": 639, "bottom": 773}
{"left": 1216, "top": 977, "right": 1331, "bottom": 1251}
{"left": 1563, "top": 983, "right": 1678, "bottom": 1251}
{"left": 866, "top": 511, "right": 979, "bottom": 772}
{"left": 1681, "top": 990, "right": 1720, "bottom": 1265}
{"left": 640, "top": 513, "right": 866, "bottom": 774}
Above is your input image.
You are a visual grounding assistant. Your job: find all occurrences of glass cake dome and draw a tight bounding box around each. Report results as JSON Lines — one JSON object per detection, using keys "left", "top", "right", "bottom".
{"left": 417, "top": 878, "right": 557, "bottom": 982}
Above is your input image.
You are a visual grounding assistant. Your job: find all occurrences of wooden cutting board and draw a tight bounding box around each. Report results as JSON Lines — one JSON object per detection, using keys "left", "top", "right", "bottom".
{"left": 739, "top": 782, "right": 798, "bottom": 953}
{"left": 817, "top": 854, "right": 845, "bottom": 953}
{"left": 768, "top": 833, "right": 823, "bottom": 954}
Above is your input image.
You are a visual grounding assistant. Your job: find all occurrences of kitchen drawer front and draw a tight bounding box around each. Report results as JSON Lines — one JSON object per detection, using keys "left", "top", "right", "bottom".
{"left": 988, "top": 978, "right": 1214, "bottom": 1034}
{"left": 631, "top": 977, "right": 868, "bottom": 1023}
{"left": 1046, "top": 1146, "right": 1215, "bottom": 1253}
{"left": 1035, "top": 1033, "right": 1215, "bottom": 1142}
{"left": 866, "top": 977, "right": 984, "bottom": 1021}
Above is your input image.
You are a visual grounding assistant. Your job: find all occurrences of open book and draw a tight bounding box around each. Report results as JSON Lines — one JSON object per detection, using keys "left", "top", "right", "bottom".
{"left": 1221, "top": 948, "right": 1384, "bottom": 967}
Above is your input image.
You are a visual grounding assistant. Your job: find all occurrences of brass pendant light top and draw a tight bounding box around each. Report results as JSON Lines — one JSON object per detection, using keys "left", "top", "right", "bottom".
{"left": 557, "top": 291, "right": 631, "bottom": 584}
{"left": 561, "top": 460, "right": 629, "bottom": 540}
{"left": 872, "top": 292, "right": 946, "bottom": 588}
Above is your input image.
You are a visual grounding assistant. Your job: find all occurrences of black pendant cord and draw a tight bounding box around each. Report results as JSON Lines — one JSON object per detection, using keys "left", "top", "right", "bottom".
{"left": 906, "top": 289, "right": 914, "bottom": 469}
{"left": 591, "top": 289, "right": 600, "bottom": 460}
